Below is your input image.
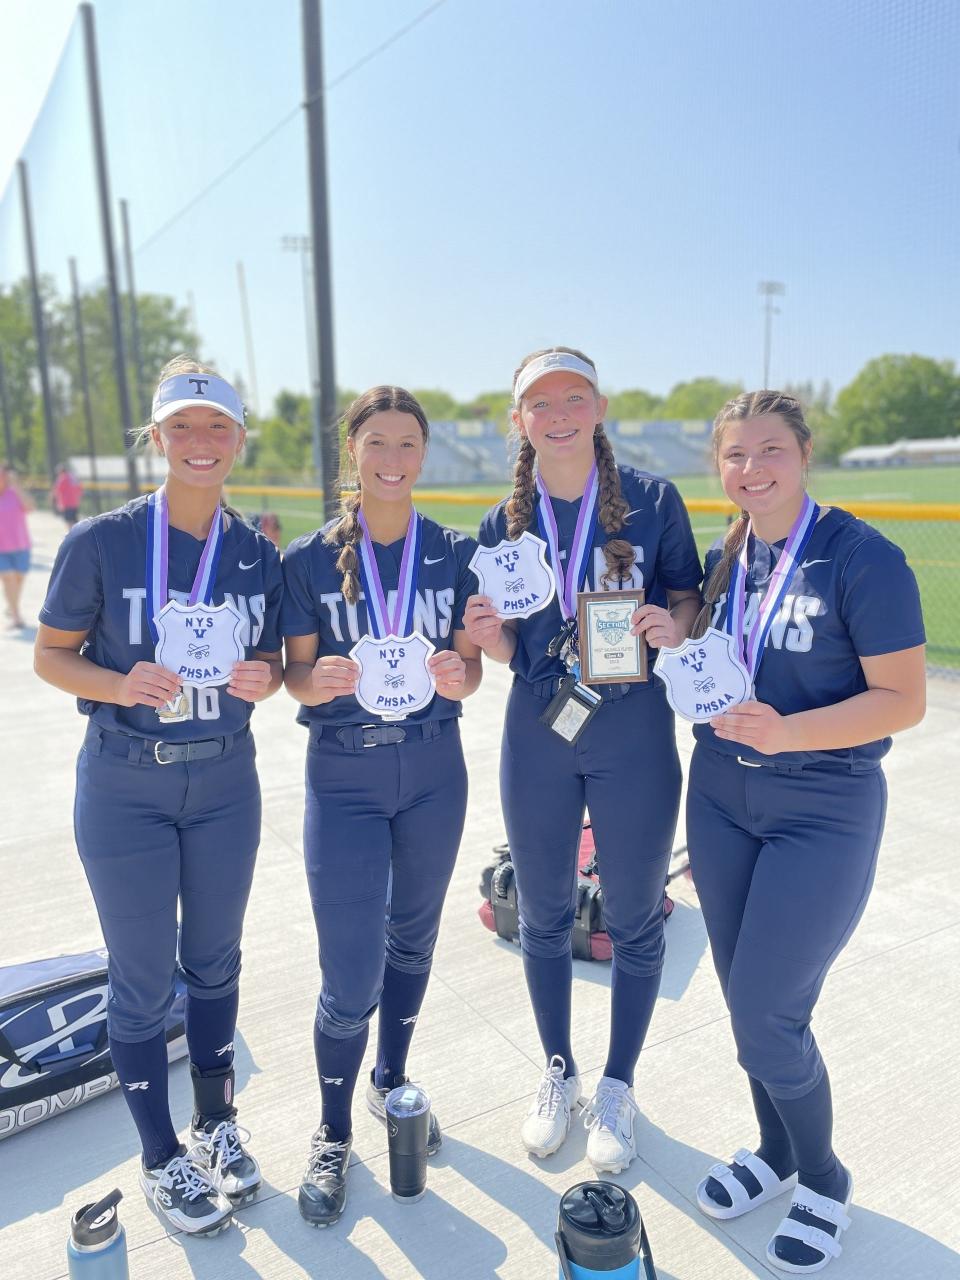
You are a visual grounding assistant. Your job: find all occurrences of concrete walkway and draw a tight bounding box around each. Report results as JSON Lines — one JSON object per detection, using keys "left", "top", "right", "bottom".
{"left": 1, "top": 513, "right": 957, "bottom": 1279}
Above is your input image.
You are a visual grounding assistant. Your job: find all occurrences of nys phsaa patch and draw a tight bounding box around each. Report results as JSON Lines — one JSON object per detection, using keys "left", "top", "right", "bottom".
{"left": 154, "top": 599, "right": 245, "bottom": 688}
{"left": 653, "top": 627, "right": 751, "bottom": 723}
{"left": 350, "top": 632, "right": 436, "bottom": 721}
{"left": 469, "top": 531, "right": 556, "bottom": 619}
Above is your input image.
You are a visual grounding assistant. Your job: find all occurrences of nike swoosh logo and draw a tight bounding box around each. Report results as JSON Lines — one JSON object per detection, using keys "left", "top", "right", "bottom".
{"left": 800, "top": 559, "right": 830, "bottom": 569}
{"left": 424, "top": 555, "right": 444, "bottom": 565}
{"left": 625, "top": 509, "right": 642, "bottom": 520}
{"left": 239, "top": 559, "right": 260, "bottom": 570}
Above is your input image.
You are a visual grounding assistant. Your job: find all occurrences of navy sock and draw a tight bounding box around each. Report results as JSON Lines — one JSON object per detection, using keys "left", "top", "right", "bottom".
{"left": 185, "top": 989, "right": 239, "bottom": 1073}
{"left": 770, "top": 1073, "right": 850, "bottom": 1269}
{"left": 522, "top": 949, "right": 577, "bottom": 1079}
{"left": 602, "top": 962, "right": 660, "bottom": 1086}
{"left": 703, "top": 1076, "right": 797, "bottom": 1209}
{"left": 374, "top": 963, "right": 431, "bottom": 1089}
{"left": 110, "top": 1032, "right": 179, "bottom": 1169}
{"left": 313, "top": 1020, "right": 368, "bottom": 1143}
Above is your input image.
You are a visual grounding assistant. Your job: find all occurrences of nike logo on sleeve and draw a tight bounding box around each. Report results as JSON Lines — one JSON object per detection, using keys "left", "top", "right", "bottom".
{"left": 800, "top": 559, "right": 831, "bottom": 569}
{"left": 424, "top": 555, "right": 444, "bottom": 565}
{"left": 239, "top": 559, "right": 260, "bottom": 570}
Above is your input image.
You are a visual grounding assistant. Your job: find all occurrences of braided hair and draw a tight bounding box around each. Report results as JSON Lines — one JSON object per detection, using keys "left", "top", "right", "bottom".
{"left": 323, "top": 386, "right": 430, "bottom": 603}
{"left": 691, "top": 390, "right": 812, "bottom": 637}
{"left": 506, "top": 346, "right": 635, "bottom": 588}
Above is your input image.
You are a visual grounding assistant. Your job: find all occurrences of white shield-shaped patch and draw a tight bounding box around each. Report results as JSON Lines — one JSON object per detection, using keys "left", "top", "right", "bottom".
{"left": 350, "top": 632, "right": 437, "bottom": 721}
{"left": 468, "top": 531, "right": 556, "bottom": 619}
{"left": 653, "top": 626, "right": 752, "bottom": 723}
{"left": 155, "top": 599, "right": 246, "bottom": 689}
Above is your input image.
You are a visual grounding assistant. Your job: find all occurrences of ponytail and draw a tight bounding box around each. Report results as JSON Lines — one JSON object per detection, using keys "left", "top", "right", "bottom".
{"left": 593, "top": 424, "right": 635, "bottom": 588}
{"left": 691, "top": 512, "right": 748, "bottom": 638}
{"left": 505, "top": 435, "right": 537, "bottom": 540}
{"left": 324, "top": 489, "right": 363, "bottom": 604}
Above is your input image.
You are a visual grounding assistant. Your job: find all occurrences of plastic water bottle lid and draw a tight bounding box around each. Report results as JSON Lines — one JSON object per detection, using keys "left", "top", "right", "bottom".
{"left": 384, "top": 1082, "right": 430, "bottom": 1118}
{"left": 71, "top": 1188, "right": 122, "bottom": 1248}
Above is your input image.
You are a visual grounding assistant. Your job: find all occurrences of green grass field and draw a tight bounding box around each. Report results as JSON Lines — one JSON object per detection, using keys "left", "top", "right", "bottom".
{"left": 227, "top": 465, "right": 959, "bottom": 671}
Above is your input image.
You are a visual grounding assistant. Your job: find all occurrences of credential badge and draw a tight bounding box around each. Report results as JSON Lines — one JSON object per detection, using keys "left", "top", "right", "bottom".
{"left": 652, "top": 627, "right": 752, "bottom": 723}
{"left": 468, "top": 531, "right": 556, "bottom": 619}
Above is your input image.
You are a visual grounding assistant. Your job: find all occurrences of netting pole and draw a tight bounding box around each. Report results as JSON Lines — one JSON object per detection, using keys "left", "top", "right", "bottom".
{"left": 68, "top": 257, "right": 102, "bottom": 514}
{"left": 17, "top": 160, "right": 60, "bottom": 482}
{"left": 81, "top": 2, "right": 139, "bottom": 500}
{"left": 0, "top": 349, "right": 14, "bottom": 463}
{"left": 119, "top": 198, "right": 153, "bottom": 483}
{"left": 301, "top": 0, "right": 340, "bottom": 521}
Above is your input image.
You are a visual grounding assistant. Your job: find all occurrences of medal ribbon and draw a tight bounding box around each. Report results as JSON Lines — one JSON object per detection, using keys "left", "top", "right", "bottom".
{"left": 535, "top": 464, "right": 600, "bottom": 621}
{"left": 145, "top": 487, "right": 225, "bottom": 644}
{"left": 357, "top": 509, "right": 423, "bottom": 639}
{"left": 725, "top": 492, "right": 820, "bottom": 679}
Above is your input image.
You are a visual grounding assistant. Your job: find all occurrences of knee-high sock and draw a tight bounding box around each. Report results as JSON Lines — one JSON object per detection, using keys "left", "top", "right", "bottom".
{"left": 185, "top": 990, "right": 239, "bottom": 1074}
{"left": 110, "top": 1032, "right": 179, "bottom": 1169}
{"left": 374, "top": 963, "right": 432, "bottom": 1088}
{"left": 770, "top": 1070, "right": 846, "bottom": 1199}
{"left": 522, "top": 950, "right": 576, "bottom": 1078}
{"left": 313, "top": 1020, "right": 369, "bottom": 1143}
{"left": 603, "top": 963, "right": 660, "bottom": 1086}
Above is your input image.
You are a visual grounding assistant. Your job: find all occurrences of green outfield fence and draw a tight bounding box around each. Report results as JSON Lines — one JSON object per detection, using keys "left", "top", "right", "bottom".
{"left": 46, "top": 479, "right": 960, "bottom": 676}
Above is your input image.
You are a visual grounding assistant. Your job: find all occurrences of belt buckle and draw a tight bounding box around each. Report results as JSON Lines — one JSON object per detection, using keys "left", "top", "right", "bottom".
{"left": 361, "top": 724, "right": 379, "bottom": 748}
{"left": 154, "top": 741, "right": 174, "bottom": 765}
{"left": 736, "top": 755, "right": 762, "bottom": 768}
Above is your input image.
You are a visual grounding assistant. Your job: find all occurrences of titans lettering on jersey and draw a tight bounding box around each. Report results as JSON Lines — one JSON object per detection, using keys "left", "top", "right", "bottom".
{"left": 694, "top": 507, "right": 925, "bottom": 766}
{"left": 478, "top": 465, "right": 702, "bottom": 685}
{"left": 39, "top": 497, "right": 284, "bottom": 741}
{"left": 281, "top": 515, "right": 477, "bottom": 727}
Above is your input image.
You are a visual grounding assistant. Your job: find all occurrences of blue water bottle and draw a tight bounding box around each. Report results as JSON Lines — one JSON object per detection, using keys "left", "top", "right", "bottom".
{"left": 555, "top": 1181, "right": 657, "bottom": 1280}
{"left": 67, "top": 1188, "right": 129, "bottom": 1280}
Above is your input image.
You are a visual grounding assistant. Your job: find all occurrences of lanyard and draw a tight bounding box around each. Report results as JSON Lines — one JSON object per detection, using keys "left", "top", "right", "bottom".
{"left": 145, "top": 488, "right": 224, "bottom": 645}
{"left": 535, "top": 465, "right": 600, "bottom": 621}
{"left": 357, "top": 509, "right": 423, "bottom": 638}
{"left": 725, "top": 492, "right": 820, "bottom": 679}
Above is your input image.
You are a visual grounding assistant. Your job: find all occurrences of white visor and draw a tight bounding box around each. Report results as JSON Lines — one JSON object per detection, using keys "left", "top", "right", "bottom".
{"left": 152, "top": 373, "right": 245, "bottom": 425}
{"left": 513, "top": 351, "right": 599, "bottom": 405}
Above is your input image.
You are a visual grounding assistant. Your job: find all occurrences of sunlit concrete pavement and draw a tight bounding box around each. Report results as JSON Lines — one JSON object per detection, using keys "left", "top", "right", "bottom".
{"left": 1, "top": 513, "right": 957, "bottom": 1279}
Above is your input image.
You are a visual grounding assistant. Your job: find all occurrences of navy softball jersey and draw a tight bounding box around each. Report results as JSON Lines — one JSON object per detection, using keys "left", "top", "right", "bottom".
{"left": 39, "top": 496, "right": 284, "bottom": 739}
{"left": 478, "top": 466, "right": 703, "bottom": 683}
{"left": 695, "top": 507, "right": 926, "bottom": 767}
{"left": 281, "top": 515, "right": 477, "bottom": 725}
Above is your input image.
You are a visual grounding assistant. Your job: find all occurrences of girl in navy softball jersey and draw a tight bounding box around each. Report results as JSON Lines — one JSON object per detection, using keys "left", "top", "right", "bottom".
{"left": 34, "top": 358, "right": 283, "bottom": 1238}
{"left": 687, "top": 391, "right": 925, "bottom": 1273}
{"left": 465, "top": 347, "right": 702, "bottom": 1174}
{"left": 282, "top": 386, "right": 482, "bottom": 1228}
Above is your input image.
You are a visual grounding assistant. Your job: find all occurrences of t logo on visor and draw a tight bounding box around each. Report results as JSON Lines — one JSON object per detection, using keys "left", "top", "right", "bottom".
{"left": 188, "top": 378, "right": 209, "bottom": 395}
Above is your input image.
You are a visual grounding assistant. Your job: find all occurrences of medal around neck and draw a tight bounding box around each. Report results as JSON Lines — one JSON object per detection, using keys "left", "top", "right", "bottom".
{"left": 468, "top": 532, "right": 556, "bottom": 619}
{"left": 155, "top": 599, "right": 246, "bottom": 688}
{"left": 653, "top": 627, "right": 752, "bottom": 723}
{"left": 350, "top": 632, "right": 437, "bottom": 721}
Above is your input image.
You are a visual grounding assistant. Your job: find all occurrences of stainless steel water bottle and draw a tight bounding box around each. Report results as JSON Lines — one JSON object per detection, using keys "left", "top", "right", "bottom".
{"left": 385, "top": 1082, "right": 431, "bottom": 1203}
{"left": 67, "top": 1188, "right": 129, "bottom": 1280}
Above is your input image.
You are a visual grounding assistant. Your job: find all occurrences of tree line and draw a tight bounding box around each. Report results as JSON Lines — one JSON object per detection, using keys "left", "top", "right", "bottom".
{"left": 1, "top": 278, "right": 958, "bottom": 478}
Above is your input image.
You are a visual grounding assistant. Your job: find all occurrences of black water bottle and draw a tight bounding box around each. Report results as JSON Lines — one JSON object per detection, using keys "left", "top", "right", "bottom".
{"left": 384, "top": 1082, "right": 431, "bottom": 1203}
{"left": 556, "top": 1181, "right": 656, "bottom": 1279}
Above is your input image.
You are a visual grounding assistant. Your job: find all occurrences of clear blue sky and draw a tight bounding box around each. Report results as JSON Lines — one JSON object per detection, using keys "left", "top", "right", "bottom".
{"left": 1, "top": 0, "right": 958, "bottom": 412}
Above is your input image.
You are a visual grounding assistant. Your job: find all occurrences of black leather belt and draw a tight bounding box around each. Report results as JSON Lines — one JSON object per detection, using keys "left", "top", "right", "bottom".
{"left": 312, "top": 720, "right": 448, "bottom": 751}
{"left": 86, "top": 724, "right": 249, "bottom": 766}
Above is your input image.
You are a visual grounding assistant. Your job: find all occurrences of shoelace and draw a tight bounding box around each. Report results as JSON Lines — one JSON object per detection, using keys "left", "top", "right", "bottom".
{"left": 583, "top": 1084, "right": 636, "bottom": 1134}
{"left": 307, "top": 1136, "right": 349, "bottom": 1179}
{"left": 191, "top": 1120, "right": 251, "bottom": 1172}
{"left": 534, "top": 1066, "right": 567, "bottom": 1120}
{"left": 161, "top": 1154, "right": 217, "bottom": 1203}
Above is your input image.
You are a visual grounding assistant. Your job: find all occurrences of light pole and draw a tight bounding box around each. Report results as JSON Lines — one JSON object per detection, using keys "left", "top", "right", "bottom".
{"left": 281, "top": 234, "right": 321, "bottom": 477}
{"left": 758, "top": 280, "right": 785, "bottom": 388}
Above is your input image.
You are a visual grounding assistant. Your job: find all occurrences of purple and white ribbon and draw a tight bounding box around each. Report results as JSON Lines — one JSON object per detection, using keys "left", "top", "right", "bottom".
{"left": 357, "top": 509, "right": 423, "bottom": 639}
{"left": 145, "top": 487, "right": 224, "bottom": 644}
{"left": 725, "top": 492, "right": 820, "bottom": 679}
{"left": 535, "top": 465, "right": 600, "bottom": 621}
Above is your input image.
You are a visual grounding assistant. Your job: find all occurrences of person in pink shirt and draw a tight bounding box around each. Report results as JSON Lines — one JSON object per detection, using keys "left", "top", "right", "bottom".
{"left": 51, "top": 464, "right": 84, "bottom": 528}
{"left": 0, "top": 463, "right": 33, "bottom": 629}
